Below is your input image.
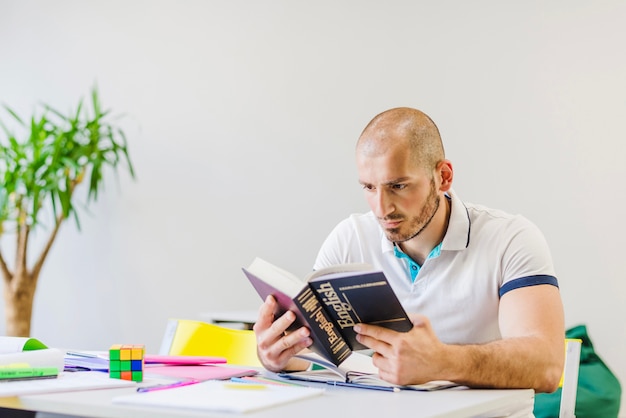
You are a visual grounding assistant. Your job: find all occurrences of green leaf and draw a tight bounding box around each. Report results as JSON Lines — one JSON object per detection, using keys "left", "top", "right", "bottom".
{"left": 2, "top": 105, "right": 25, "bottom": 126}
{"left": 0, "top": 86, "right": 135, "bottom": 230}
{"left": 91, "top": 86, "right": 102, "bottom": 119}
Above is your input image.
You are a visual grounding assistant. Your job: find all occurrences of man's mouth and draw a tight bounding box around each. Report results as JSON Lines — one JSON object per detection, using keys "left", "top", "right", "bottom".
{"left": 380, "top": 219, "right": 402, "bottom": 229}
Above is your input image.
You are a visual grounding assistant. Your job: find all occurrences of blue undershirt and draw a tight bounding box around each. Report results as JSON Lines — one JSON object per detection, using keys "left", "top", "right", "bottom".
{"left": 394, "top": 242, "right": 443, "bottom": 282}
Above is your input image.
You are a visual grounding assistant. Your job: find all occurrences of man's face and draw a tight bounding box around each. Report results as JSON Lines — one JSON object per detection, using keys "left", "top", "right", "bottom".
{"left": 357, "top": 143, "right": 440, "bottom": 243}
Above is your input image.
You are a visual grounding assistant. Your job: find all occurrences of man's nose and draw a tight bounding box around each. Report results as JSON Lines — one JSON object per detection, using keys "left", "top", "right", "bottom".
{"left": 373, "top": 189, "right": 394, "bottom": 218}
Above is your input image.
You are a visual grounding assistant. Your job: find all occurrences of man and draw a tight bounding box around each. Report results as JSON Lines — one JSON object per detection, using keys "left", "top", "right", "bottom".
{"left": 254, "top": 107, "right": 564, "bottom": 395}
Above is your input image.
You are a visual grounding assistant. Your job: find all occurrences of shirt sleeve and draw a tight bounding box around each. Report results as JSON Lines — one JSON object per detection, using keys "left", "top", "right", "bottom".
{"left": 498, "top": 215, "right": 559, "bottom": 297}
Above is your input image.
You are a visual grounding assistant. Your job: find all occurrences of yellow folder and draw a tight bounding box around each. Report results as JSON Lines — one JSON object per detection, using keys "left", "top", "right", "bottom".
{"left": 159, "top": 319, "right": 261, "bottom": 367}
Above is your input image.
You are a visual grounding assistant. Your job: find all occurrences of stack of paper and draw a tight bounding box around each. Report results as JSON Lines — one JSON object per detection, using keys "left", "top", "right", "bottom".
{"left": 0, "top": 371, "right": 137, "bottom": 397}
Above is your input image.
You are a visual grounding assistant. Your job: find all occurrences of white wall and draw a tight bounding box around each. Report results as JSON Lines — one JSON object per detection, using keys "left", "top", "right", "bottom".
{"left": 1, "top": 0, "right": 624, "bottom": 413}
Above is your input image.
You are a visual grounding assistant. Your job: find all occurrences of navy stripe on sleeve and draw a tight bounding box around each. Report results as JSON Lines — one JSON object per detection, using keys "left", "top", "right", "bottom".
{"left": 499, "top": 275, "right": 559, "bottom": 298}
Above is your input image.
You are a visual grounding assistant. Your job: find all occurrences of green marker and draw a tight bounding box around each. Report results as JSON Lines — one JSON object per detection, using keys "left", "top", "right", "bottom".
{"left": 0, "top": 367, "right": 59, "bottom": 381}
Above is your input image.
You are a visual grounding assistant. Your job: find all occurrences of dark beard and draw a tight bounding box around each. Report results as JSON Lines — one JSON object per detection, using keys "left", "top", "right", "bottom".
{"left": 382, "top": 180, "right": 440, "bottom": 243}
{"left": 393, "top": 194, "right": 440, "bottom": 243}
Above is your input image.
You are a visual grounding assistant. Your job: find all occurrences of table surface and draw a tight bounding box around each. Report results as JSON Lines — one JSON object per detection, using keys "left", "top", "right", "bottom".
{"left": 1, "top": 377, "right": 534, "bottom": 418}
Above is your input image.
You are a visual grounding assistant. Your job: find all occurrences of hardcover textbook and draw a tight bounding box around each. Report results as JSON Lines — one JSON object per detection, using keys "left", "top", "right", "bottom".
{"left": 242, "top": 257, "right": 413, "bottom": 366}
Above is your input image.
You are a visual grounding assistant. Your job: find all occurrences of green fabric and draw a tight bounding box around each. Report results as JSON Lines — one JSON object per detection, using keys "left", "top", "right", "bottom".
{"left": 533, "top": 324, "right": 622, "bottom": 418}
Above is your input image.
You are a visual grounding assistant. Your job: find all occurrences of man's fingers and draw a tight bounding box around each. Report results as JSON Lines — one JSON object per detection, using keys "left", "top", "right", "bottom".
{"left": 354, "top": 322, "right": 393, "bottom": 340}
{"left": 270, "top": 310, "right": 297, "bottom": 335}
{"left": 355, "top": 324, "right": 392, "bottom": 355}
{"left": 255, "top": 295, "right": 277, "bottom": 329}
{"left": 408, "top": 313, "right": 428, "bottom": 327}
{"left": 260, "top": 327, "right": 312, "bottom": 372}
{"left": 253, "top": 296, "right": 313, "bottom": 372}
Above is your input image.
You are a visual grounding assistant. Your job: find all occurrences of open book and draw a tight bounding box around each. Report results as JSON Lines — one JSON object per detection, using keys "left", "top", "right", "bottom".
{"left": 280, "top": 351, "right": 460, "bottom": 392}
{"left": 242, "top": 257, "right": 412, "bottom": 366}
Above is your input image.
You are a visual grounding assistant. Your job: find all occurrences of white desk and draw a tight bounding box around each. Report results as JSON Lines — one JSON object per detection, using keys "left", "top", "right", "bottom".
{"left": 1, "top": 378, "right": 534, "bottom": 418}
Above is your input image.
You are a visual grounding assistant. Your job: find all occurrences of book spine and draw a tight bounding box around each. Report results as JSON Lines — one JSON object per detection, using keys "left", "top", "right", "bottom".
{"left": 294, "top": 286, "right": 351, "bottom": 366}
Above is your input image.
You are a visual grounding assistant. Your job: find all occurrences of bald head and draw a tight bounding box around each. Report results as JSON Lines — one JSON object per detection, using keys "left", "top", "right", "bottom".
{"left": 357, "top": 107, "right": 445, "bottom": 174}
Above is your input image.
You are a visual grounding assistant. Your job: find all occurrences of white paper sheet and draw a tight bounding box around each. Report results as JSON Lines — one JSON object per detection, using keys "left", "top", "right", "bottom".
{"left": 113, "top": 380, "right": 324, "bottom": 413}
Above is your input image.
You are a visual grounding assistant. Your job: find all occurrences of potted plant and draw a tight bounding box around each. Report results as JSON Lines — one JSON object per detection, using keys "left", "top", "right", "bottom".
{"left": 0, "top": 87, "right": 135, "bottom": 337}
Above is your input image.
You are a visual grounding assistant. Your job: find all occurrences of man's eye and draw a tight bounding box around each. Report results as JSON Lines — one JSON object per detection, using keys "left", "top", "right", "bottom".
{"left": 391, "top": 184, "right": 406, "bottom": 190}
{"left": 362, "top": 184, "right": 375, "bottom": 191}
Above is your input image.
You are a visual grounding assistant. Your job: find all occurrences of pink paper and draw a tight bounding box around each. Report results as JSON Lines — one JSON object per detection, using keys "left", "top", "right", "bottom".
{"left": 145, "top": 365, "right": 257, "bottom": 381}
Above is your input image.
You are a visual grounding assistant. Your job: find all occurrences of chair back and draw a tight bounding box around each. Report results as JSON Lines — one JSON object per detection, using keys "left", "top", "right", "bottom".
{"left": 559, "top": 338, "right": 582, "bottom": 418}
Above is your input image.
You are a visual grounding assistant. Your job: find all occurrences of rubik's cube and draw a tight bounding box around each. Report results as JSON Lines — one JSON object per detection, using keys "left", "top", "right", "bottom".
{"left": 109, "top": 344, "right": 145, "bottom": 382}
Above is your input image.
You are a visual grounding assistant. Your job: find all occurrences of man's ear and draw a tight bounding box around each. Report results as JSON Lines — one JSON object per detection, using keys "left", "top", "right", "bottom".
{"left": 437, "top": 160, "right": 453, "bottom": 192}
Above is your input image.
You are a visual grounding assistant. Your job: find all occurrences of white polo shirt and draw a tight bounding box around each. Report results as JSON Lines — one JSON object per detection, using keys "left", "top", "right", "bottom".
{"left": 313, "top": 190, "right": 558, "bottom": 345}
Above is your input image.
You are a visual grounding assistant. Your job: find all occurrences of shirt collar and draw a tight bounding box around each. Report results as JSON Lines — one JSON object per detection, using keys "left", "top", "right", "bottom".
{"left": 441, "top": 189, "right": 471, "bottom": 251}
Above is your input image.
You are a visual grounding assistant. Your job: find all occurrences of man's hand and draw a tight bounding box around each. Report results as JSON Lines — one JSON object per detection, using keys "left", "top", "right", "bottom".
{"left": 354, "top": 314, "right": 448, "bottom": 385}
{"left": 253, "top": 295, "right": 313, "bottom": 372}
{"left": 354, "top": 284, "right": 564, "bottom": 392}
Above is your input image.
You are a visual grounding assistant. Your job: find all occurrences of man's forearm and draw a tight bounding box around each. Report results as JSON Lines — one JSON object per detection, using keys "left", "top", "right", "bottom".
{"left": 442, "top": 336, "right": 564, "bottom": 392}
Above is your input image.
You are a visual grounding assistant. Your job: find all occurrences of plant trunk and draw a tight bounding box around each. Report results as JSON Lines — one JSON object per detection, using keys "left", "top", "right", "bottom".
{"left": 2, "top": 271, "right": 37, "bottom": 337}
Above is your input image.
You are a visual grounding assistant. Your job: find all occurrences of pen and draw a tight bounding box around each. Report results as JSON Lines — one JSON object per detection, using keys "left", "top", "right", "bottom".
{"left": 328, "top": 381, "right": 400, "bottom": 392}
{"left": 230, "top": 377, "right": 263, "bottom": 384}
{"left": 230, "top": 376, "right": 304, "bottom": 387}
{"left": 137, "top": 379, "right": 200, "bottom": 393}
{"left": 66, "top": 351, "right": 101, "bottom": 358}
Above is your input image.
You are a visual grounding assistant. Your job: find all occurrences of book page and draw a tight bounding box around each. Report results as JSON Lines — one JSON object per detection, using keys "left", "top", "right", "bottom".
{"left": 288, "top": 351, "right": 459, "bottom": 391}
{"left": 293, "top": 351, "right": 378, "bottom": 380}
{"left": 245, "top": 257, "right": 305, "bottom": 297}
{"left": 305, "top": 263, "right": 373, "bottom": 282}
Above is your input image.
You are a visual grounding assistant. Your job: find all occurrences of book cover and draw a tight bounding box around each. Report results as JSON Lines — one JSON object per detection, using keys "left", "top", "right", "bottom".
{"left": 308, "top": 270, "right": 413, "bottom": 350}
{"left": 242, "top": 257, "right": 412, "bottom": 366}
{"left": 243, "top": 266, "right": 352, "bottom": 365}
